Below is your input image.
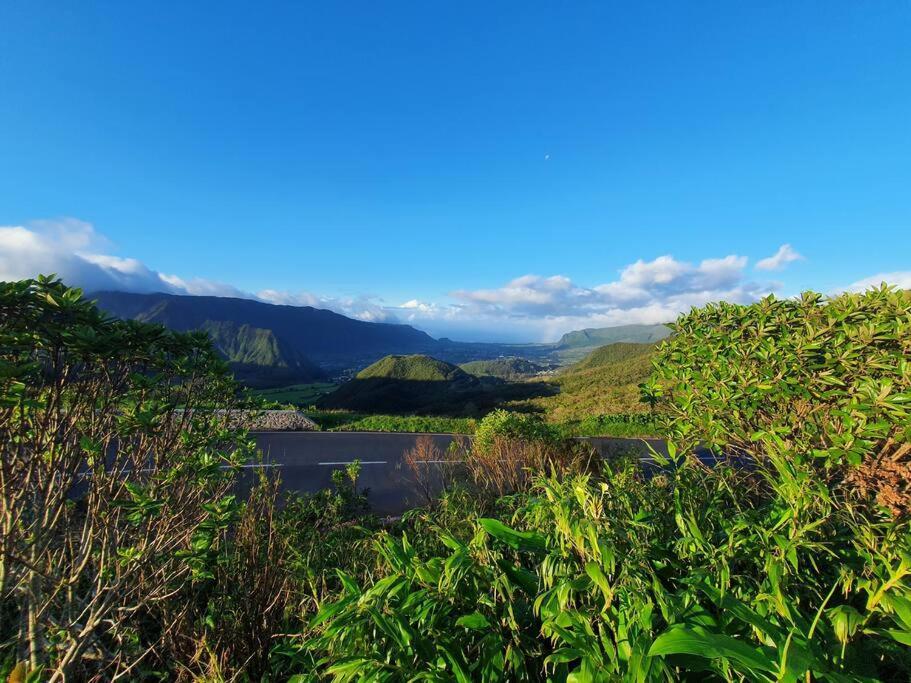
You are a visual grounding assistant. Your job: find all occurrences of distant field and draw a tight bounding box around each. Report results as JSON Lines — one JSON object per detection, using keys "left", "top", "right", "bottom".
{"left": 254, "top": 382, "right": 338, "bottom": 405}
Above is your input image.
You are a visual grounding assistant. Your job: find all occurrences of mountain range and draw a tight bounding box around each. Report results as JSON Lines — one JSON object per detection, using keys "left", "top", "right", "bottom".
{"left": 92, "top": 291, "right": 437, "bottom": 386}
{"left": 91, "top": 290, "right": 670, "bottom": 387}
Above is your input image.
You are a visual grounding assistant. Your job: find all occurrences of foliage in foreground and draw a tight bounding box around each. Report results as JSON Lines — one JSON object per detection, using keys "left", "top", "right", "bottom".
{"left": 645, "top": 287, "right": 911, "bottom": 514}
{"left": 0, "top": 277, "right": 254, "bottom": 680}
{"left": 303, "top": 287, "right": 911, "bottom": 681}
{"left": 3, "top": 281, "right": 911, "bottom": 681}
{"left": 303, "top": 459, "right": 911, "bottom": 681}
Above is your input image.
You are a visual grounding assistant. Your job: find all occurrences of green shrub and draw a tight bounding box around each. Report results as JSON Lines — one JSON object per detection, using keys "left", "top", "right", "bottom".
{"left": 473, "top": 409, "right": 558, "bottom": 453}
{"left": 0, "top": 277, "right": 253, "bottom": 680}
{"left": 650, "top": 288, "right": 911, "bottom": 463}
{"left": 648, "top": 286, "right": 911, "bottom": 514}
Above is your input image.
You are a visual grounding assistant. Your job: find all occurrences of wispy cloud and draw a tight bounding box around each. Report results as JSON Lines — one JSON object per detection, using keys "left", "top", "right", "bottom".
{"left": 0, "top": 219, "right": 248, "bottom": 298}
{"left": 10, "top": 218, "right": 894, "bottom": 343}
{"left": 841, "top": 271, "right": 911, "bottom": 293}
{"left": 755, "top": 243, "right": 803, "bottom": 271}
{"left": 439, "top": 254, "right": 775, "bottom": 340}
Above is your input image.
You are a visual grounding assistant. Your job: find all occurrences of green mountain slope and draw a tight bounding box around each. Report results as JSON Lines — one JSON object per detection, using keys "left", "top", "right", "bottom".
{"left": 554, "top": 323, "right": 670, "bottom": 364}
{"left": 320, "top": 354, "right": 554, "bottom": 416}
{"left": 460, "top": 357, "right": 546, "bottom": 380}
{"left": 358, "top": 355, "right": 468, "bottom": 382}
{"left": 91, "top": 291, "right": 440, "bottom": 386}
{"left": 199, "top": 320, "right": 325, "bottom": 387}
{"left": 571, "top": 342, "right": 655, "bottom": 371}
{"left": 531, "top": 342, "right": 656, "bottom": 420}
{"left": 556, "top": 323, "right": 670, "bottom": 348}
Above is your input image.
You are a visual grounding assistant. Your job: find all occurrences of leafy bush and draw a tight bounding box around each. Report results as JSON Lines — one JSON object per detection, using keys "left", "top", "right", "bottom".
{"left": 0, "top": 277, "right": 253, "bottom": 679}
{"left": 648, "top": 287, "right": 911, "bottom": 513}
{"left": 305, "top": 453, "right": 911, "bottom": 681}
{"left": 473, "top": 409, "right": 558, "bottom": 453}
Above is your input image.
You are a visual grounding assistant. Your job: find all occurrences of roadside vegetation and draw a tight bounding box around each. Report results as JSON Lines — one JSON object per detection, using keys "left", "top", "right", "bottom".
{"left": 4, "top": 279, "right": 910, "bottom": 681}
{"left": 304, "top": 409, "right": 477, "bottom": 434}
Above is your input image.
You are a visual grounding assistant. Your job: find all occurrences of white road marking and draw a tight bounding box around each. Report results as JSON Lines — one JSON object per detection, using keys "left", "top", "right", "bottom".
{"left": 318, "top": 460, "right": 387, "bottom": 466}
{"left": 133, "top": 463, "right": 283, "bottom": 472}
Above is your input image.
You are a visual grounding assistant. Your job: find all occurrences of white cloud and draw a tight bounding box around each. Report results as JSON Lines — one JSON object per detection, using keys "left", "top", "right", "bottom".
{"left": 256, "top": 289, "right": 399, "bottom": 323}
{"left": 435, "top": 254, "right": 779, "bottom": 340}
{"left": 0, "top": 219, "right": 185, "bottom": 294}
{"left": 755, "top": 244, "right": 803, "bottom": 271}
{"left": 841, "top": 271, "right": 911, "bottom": 293}
{"left": 0, "top": 217, "right": 788, "bottom": 342}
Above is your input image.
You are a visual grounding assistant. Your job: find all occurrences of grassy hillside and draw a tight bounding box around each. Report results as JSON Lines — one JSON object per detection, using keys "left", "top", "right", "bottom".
{"left": 529, "top": 342, "right": 656, "bottom": 421}
{"left": 357, "top": 354, "right": 468, "bottom": 382}
{"left": 554, "top": 323, "right": 670, "bottom": 364}
{"left": 253, "top": 382, "right": 338, "bottom": 405}
{"left": 460, "top": 357, "right": 546, "bottom": 380}
{"left": 320, "top": 354, "right": 553, "bottom": 416}
{"left": 571, "top": 341, "right": 655, "bottom": 370}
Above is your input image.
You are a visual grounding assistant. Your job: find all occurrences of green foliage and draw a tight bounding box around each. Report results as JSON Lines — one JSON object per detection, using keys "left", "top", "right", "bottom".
{"left": 305, "top": 456, "right": 911, "bottom": 681}
{"left": 460, "top": 357, "right": 547, "bottom": 380}
{"left": 473, "top": 409, "right": 558, "bottom": 452}
{"left": 553, "top": 413, "right": 662, "bottom": 438}
{"left": 0, "top": 277, "right": 253, "bottom": 680}
{"left": 651, "top": 287, "right": 911, "bottom": 513}
{"left": 654, "top": 288, "right": 911, "bottom": 461}
{"left": 528, "top": 342, "right": 656, "bottom": 422}
{"left": 253, "top": 381, "right": 339, "bottom": 406}
{"left": 304, "top": 409, "right": 477, "bottom": 434}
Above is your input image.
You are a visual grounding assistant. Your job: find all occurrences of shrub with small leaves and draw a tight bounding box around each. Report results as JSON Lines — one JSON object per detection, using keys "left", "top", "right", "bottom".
{"left": 651, "top": 286, "right": 911, "bottom": 514}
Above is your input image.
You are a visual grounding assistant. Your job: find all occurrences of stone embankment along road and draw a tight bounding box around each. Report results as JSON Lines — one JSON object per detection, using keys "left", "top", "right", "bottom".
{"left": 177, "top": 410, "right": 319, "bottom": 431}
{"left": 223, "top": 410, "right": 319, "bottom": 431}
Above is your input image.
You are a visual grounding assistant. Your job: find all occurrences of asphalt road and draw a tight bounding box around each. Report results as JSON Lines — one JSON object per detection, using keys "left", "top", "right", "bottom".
{"left": 247, "top": 431, "right": 678, "bottom": 514}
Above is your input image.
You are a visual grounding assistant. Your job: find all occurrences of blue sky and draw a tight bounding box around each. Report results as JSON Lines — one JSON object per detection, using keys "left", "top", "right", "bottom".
{"left": 1, "top": 1, "right": 909, "bottom": 340}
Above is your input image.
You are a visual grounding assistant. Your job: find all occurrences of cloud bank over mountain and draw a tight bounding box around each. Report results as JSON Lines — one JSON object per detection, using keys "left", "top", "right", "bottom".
{"left": 2, "top": 217, "right": 902, "bottom": 342}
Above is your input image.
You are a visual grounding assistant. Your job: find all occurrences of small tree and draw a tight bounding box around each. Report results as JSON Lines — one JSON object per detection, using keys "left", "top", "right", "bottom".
{"left": 0, "top": 277, "right": 253, "bottom": 679}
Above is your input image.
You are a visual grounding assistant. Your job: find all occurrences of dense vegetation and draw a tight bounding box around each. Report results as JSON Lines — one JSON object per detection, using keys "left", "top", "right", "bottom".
{"left": 460, "top": 357, "right": 548, "bottom": 380}
{"left": 253, "top": 382, "right": 339, "bottom": 405}
{"left": 526, "top": 342, "right": 656, "bottom": 422}
{"left": 320, "top": 354, "right": 554, "bottom": 417}
{"left": 4, "top": 280, "right": 910, "bottom": 680}
{"left": 304, "top": 409, "right": 477, "bottom": 434}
